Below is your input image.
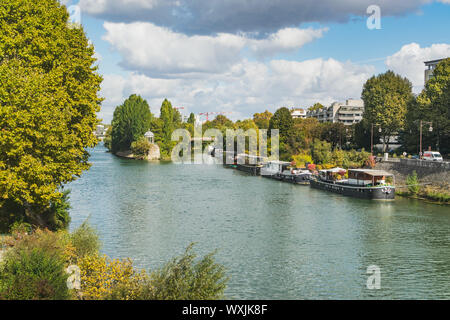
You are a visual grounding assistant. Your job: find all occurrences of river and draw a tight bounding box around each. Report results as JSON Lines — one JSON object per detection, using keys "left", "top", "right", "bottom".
{"left": 68, "top": 144, "right": 450, "bottom": 299}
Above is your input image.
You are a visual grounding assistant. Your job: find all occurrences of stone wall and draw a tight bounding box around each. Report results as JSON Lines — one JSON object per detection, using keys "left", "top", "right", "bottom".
{"left": 374, "top": 159, "right": 450, "bottom": 188}
{"left": 147, "top": 143, "right": 160, "bottom": 160}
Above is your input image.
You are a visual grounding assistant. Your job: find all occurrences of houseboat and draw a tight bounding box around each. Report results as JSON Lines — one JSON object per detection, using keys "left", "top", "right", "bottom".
{"left": 260, "top": 161, "right": 312, "bottom": 184}
{"left": 236, "top": 154, "right": 265, "bottom": 176}
{"left": 310, "top": 168, "right": 395, "bottom": 200}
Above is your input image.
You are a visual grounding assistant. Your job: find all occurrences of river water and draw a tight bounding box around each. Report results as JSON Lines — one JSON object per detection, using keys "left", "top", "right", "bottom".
{"left": 68, "top": 144, "right": 450, "bottom": 299}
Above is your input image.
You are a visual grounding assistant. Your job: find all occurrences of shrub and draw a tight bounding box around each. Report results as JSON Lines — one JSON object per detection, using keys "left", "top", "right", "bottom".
{"left": 70, "top": 221, "right": 101, "bottom": 260}
{"left": 78, "top": 254, "right": 148, "bottom": 300}
{"left": 131, "top": 137, "right": 151, "bottom": 160}
{"left": 144, "top": 244, "right": 228, "bottom": 300}
{"left": 406, "top": 171, "right": 420, "bottom": 195}
{"left": 292, "top": 153, "right": 313, "bottom": 168}
{"left": 0, "top": 248, "right": 69, "bottom": 300}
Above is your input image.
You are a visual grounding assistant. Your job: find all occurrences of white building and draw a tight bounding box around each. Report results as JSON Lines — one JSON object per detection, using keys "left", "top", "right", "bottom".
{"left": 424, "top": 58, "right": 447, "bottom": 84}
{"left": 306, "top": 99, "right": 364, "bottom": 125}
{"left": 290, "top": 108, "right": 307, "bottom": 119}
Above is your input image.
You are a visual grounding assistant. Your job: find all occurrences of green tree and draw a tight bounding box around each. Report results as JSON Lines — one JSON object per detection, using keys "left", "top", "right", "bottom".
{"left": 253, "top": 110, "right": 272, "bottom": 129}
{"left": 0, "top": 0, "right": 102, "bottom": 230}
{"left": 269, "top": 107, "right": 293, "bottom": 143}
{"left": 311, "top": 139, "right": 332, "bottom": 164}
{"left": 416, "top": 58, "right": 450, "bottom": 155}
{"left": 159, "top": 99, "right": 176, "bottom": 158}
{"left": 110, "top": 94, "right": 152, "bottom": 153}
{"left": 361, "top": 71, "right": 413, "bottom": 152}
{"left": 187, "top": 113, "right": 196, "bottom": 125}
{"left": 308, "top": 103, "right": 324, "bottom": 111}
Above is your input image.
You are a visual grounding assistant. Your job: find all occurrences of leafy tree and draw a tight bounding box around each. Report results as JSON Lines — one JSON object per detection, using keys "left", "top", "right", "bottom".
{"left": 311, "top": 139, "right": 332, "bottom": 164}
{"left": 416, "top": 58, "right": 450, "bottom": 155}
{"left": 187, "top": 113, "right": 196, "bottom": 125}
{"left": 0, "top": 0, "right": 102, "bottom": 230}
{"left": 110, "top": 94, "right": 152, "bottom": 153}
{"left": 308, "top": 103, "right": 324, "bottom": 111}
{"left": 269, "top": 107, "right": 293, "bottom": 144}
{"left": 253, "top": 110, "right": 272, "bottom": 129}
{"left": 159, "top": 99, "right": 177, "bottom": 158}
{"left": 361, "top": 71, "right": 413, "bottom": 152}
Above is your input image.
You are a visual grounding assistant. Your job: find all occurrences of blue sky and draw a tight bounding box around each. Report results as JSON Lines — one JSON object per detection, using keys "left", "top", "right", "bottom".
{"left": 63, "top": 0, "right": 450, "bottom": 123}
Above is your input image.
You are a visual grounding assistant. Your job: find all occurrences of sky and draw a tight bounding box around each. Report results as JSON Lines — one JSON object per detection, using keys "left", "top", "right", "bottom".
{"left": 61, "top": 0, "right": 450, "bottom": 123}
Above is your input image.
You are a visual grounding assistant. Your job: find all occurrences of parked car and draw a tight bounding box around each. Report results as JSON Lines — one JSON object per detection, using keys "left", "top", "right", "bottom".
{"left": 411, "top": 155, "right": 420, "bottom": 159}
{"left": 423, "top": 151, "right": 443, "bottom": 161}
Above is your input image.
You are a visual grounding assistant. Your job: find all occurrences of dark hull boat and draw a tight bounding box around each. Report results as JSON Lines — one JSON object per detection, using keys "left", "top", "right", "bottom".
{"left": 261, "top": 161, "right": 311, "bottom": 185}
{"left": 310, "top": 179, "right": 395, "bottom": 200}
{"left": 236, "top": 163, "right": 262, "bottom": 175}
{"left": 310, "top": 168, "right": 396, "bottom": 200}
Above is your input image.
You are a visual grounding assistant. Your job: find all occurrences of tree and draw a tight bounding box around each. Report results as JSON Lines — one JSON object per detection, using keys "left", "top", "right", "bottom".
{"left": 0, "top": 0, "right": 102, "bottom": 230}
{"left": 416, "top": 58, "right": 450, "bottom": 155}
{"left": 159, "top": 99, "right": 176, "bottom": 158}
{"left": 269, "top": 107, "right": 293, "bottom": 143}
{"left": 308, "top": 103, "right": 324, "bottom": 111}
{"left": 361, "top": 71, "right": 413, "bottom": 152}
{"left": 187, "top": 113, "right": 196, "bottom": 125}
{"left": 253, "top": 110, "right": 272, "bottom": 129}
{"left": 110, "top": 94, "right": 152, "bottom": 153}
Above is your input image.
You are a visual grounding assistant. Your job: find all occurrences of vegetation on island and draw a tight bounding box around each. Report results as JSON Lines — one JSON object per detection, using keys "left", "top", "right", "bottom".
{"left": 0, "top": 222, "right": 228, "bottom": 300}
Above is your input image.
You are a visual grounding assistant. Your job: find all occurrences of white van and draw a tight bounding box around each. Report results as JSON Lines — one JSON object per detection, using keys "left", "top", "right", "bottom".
{"left": 423, "top": 151, "right": 443, "bottom": 161}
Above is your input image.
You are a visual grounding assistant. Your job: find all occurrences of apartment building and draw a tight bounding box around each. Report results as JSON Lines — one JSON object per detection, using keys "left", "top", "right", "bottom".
{"left": 424, "top": 58, "right": 447, "bottom": 84}
{"left": 290, "top": 108, "right": 307, "bottom": 119}
{"left": 306, "top": 99, "right": 364, "bottom": 125}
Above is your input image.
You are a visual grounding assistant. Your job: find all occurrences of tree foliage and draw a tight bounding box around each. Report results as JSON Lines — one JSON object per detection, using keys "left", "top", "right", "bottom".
{"left": 253, "top": 110, "right": 273, "bottom": 129}
{"left": 416, "top": 58, "right": 450, "bottom": 155}
{"left": 0, "top": 0, "right": 103, "bottom": 229}
{"left": 361, "top": 71, "right": 413, "bottom": 151}
{"left": 110, "top": 94, "right": 152, "bottom": 153}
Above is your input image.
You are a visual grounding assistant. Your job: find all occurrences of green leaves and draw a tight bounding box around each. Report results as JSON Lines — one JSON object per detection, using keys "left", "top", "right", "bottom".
{"left": 361, "top": 70, "right": 413, "bottom": 151}
{"left": 0, "top": 0, "right": 102, "bottom": 229}
{"left": 110, "top": 94, "right": 153, "bottom": 153}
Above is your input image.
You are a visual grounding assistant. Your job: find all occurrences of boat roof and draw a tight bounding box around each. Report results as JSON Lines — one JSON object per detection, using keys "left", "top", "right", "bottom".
{"left": 267, "top": 160, "right": 292, "bottom": 165}
{"left": 320, "top": 167, "right": 346, "bottom": 173}
{"left": 237, "top": 153, "right": 266, "bottom": 159}
{"left": 348, "top": 169, "right": 394, "bottom": 176}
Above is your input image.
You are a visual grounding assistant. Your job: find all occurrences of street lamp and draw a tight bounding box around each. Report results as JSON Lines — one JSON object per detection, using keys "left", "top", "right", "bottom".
{"left": 419, "top": 120, "right": 433, "bottom": 159}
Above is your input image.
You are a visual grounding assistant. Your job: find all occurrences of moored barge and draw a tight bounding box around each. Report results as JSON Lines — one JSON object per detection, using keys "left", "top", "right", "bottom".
{"left": 310, "top": 168, "right": 395, "bottom": 200}
{"left": 261, "top": 161, "right": 312, "bottom": 184}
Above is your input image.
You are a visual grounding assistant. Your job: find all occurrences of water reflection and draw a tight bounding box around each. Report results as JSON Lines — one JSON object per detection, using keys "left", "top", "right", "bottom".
{"left": 69, "top": 145, "right": 450, "bottom": 299}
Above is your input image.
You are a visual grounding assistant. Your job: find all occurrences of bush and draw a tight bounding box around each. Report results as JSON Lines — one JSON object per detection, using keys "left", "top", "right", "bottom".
{"left": 292, "top": 153, "right": 313, "bottom": 168}
{"left": 131, "top": 137, "right": 152, "bottom": 160}
{"left": 78, "top": 254, "right": 148, "bottom": 300}
{"left": 70, "top": 221, "right": 101, "bottom": 260}
{"left": 406, "top": 171, "right": 420, "bottom": 195}
{"left": 144, "top": 244, "right": 228, "bottom": 300}
{"left": 0, "top": 248, "right": 69, "bottom": 300}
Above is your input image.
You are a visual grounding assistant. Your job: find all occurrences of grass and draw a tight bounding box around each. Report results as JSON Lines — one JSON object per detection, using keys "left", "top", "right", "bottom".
{"left": 396, "top": 187, "right": 450, "bottom": 205}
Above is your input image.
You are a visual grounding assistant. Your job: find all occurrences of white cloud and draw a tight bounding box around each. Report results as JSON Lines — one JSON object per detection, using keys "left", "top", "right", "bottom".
{"left": 98, "top": 58, "right": 374, "bottom": 122}
{"left": 102, "top": 22, "right": 326, "bottom": 77}
{"left": 248, "top": 27, "right": 328, "bottom": 57}
{"left": 385, "top": 42, "right": 450, "bottom": 91}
